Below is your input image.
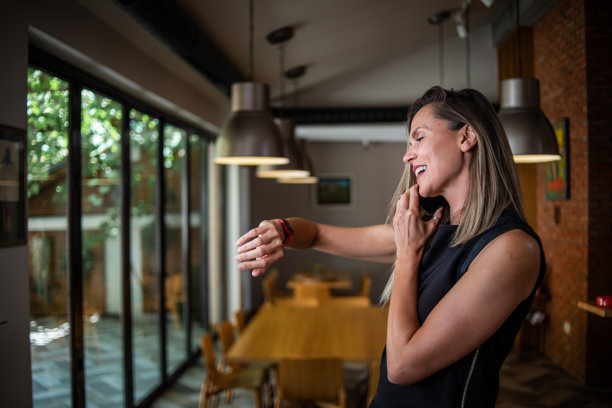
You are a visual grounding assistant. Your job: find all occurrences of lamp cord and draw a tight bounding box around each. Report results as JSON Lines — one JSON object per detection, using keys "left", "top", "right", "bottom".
{"left": 249, "top": 0, "right": 254, "bottom": 81}
{"left": 515, "top": 0, "right": 522, "bottom": 78}
{"left": 465, "top": 5, "right": 471, "bottom": 88}
{"left": 292, "top": 78, "right": 300, "bottom": 108}
{"left": 279, "top": 43, "right": 286, "bottom": 108}
{"left": 438, "top": 23, "right": 445, "bottom": 87}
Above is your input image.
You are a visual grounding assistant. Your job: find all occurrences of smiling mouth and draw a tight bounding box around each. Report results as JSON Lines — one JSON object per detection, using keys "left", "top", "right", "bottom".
{"left": 414, "top": 165, "right": 427, "bottom": 177}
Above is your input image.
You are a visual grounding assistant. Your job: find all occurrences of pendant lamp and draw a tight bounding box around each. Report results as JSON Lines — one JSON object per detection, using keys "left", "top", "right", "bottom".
{"left": 428, "top": 10, "right": 451, "bottom": 87}
{"left": 498, "top": 78, "right": 560, "bottom": 163}
{"left": 257, "top": 117, "right": 310, "bottom": 178}
{"left": 214, "top": 0, "right": 288, "bottom": 166}
{"left": 215, "top": 82, "right": 288, "bottom": 165}
{"left": 497, "top": 0, "right": 560, "bottom": 163}
{"left": 257, "top": 26, "right": 310, "bottom": 178}
{"left": 278, "top": 139, "right": 318, "bottom": 184}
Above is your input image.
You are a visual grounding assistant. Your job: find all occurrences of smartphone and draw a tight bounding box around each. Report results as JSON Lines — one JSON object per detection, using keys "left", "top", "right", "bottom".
{"left": 419, "top": 195, "right": 447, "bottom": 218}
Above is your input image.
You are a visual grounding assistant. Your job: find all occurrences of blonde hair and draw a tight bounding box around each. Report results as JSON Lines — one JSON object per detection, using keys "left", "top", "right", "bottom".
{"left": 380, "top": 86, "right": 525, "bottom": 304}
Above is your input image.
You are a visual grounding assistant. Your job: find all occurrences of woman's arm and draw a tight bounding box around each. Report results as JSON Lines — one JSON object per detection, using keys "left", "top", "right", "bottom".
{"left": 235, "top": 217, "right": 395, "bottom": 276}
{"left": 386, "top": 188, "right": 540, "bottom": 384}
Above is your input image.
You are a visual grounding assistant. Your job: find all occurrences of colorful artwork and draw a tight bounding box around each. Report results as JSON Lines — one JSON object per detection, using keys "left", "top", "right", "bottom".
{"left": 545, "top": 118, "right": 569, "bottom": 200}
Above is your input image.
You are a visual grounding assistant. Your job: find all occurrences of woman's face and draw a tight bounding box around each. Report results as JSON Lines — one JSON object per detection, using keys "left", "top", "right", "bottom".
{"left": 404, "top": 104, "right": 469, "bottom": 199}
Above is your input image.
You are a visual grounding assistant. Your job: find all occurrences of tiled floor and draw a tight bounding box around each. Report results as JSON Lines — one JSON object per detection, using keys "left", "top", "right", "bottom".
{"left": 496, "top": 350, "right": 612, "bottom": 408}
{"left": 153, "top": 350, "right": 612, "bottom": 408}
{"left": 30, "top": 316, "right": 612, "bottom": 408}
{"left": 30, "top": 315, "right": 206, "bottom": 408}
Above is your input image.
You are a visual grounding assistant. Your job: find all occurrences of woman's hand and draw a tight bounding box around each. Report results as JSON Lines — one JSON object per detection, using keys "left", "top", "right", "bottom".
{"left": 235, "top": 219, "right": 286, "bottom": 276}
{"left": 393, "top": 184, "right": 443, "bottom": 261}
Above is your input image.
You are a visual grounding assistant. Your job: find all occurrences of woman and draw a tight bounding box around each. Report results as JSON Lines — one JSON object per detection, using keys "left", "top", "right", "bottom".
{"left": 235, "top": 86, "right": 545, "bottom": 407}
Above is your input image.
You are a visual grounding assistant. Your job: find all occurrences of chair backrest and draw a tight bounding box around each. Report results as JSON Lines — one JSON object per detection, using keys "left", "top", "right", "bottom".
{"left": 234, "top": 310, "right": 246, "bottom": 333}
{"left": 262, "top": 268, "right": 280, "bottom": 303}
{"left": 360, "top": 272, "right": 372, "bottom": 298}
{"left": 200, "top": 333, "right": 221, "bottom": 382}
{"left": 277, "top": 357, "right": 345, "bottom": 405}
{"left": 367, "top": 359, "right": 380, "bottom": 406}
{"left": 216, "top": 320, "right": 236, "bottom": 353}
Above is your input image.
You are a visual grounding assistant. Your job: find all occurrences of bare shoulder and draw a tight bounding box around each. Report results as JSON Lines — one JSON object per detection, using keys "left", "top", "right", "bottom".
{"left": 483, "top": 229, "right": 540, "bottom": 265}
{"left": 468, "top": 228, "right": 541, "bottom": 298}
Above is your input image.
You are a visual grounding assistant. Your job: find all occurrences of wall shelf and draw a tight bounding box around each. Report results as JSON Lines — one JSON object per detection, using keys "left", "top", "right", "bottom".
{"left": 577, "top": 301, "right": 612, "bottom": 318}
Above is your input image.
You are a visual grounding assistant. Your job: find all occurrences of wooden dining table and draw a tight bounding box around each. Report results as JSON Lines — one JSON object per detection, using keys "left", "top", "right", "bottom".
{"left": 286, "top": 269, "right": 353, "bottom": 302}
{"left": 225, "top": 303, "right": 388, "bottom": 364}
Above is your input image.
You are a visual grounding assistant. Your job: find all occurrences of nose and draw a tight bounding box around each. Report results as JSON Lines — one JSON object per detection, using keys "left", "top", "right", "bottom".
{"left": 403, "top": 145, "right": 415, "bottom": 164}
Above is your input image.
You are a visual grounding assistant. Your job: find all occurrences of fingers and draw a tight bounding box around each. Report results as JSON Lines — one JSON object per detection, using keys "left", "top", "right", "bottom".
{"left": 235, "top": 238, "right": 282, "bottom": 263}
{"left": 252, "top": 269, "right": 266, "bottom": 277}
{"left": 408, "top": 184, "right": 420, "bottom": 213}
{"left": 235, "top": 227, "right": 262, "bottom": 247}
{"left": 431, "top": 207, "right": 444, "bottom": 224}
{"left": 235, "top": 219, "right": 285, "bottom": 275}
{"left": 237, "top": 250, "right": 284, "bottom": 273}
{"left": 394, "top": 185, "right": 420, "bottom": 222}
{"left": 236, "top": 220, "right": 274, "bottom": 247}
{"left": 236, "top": 220, "right": 279, "bottom": 254}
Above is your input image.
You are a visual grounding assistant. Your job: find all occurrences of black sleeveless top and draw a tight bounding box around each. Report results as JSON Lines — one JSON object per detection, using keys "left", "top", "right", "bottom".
{"left": 371, "top": 209, "right": 545, "bottom": 408}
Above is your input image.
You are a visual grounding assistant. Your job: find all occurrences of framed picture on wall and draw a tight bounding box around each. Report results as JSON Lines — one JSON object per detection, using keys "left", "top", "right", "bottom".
{"left": 0, "top": 124, "right": 26, "bottom": 247}
{"left": 312, "top": 173, "right": 355, "bottom": 210}
{"left": 545, "top": 118, "right": 570, "bottom": 201}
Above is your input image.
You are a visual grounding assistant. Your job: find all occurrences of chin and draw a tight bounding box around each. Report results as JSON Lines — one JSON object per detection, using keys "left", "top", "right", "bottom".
{"left": 417, "top": 187, "right": 435, "bottom": 198}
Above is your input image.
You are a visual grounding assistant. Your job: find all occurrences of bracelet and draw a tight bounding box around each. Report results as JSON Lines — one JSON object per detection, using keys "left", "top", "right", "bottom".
{"left": 276, "top": 218, "right": 294, "bottom": 247}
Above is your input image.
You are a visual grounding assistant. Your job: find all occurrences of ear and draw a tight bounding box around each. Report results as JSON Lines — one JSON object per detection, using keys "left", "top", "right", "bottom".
{"left": 458, "top": 124, "right": 477, "bottom": 152}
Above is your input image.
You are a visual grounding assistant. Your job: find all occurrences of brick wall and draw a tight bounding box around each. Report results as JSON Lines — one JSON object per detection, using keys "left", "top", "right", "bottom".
{"left": 584, "top": 0, "right": 612, "bottom": 386}
{"left": 535, "top": 0, "right": 612, "bottom": 386}
{"left": 535, "top": 0, "right": 588, "bottom": 382}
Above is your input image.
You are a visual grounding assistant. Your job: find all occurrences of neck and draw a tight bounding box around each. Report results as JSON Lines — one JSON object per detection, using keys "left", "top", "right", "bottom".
{"left": 445, "top": 160, "right": 471, "bottom": 225}
{"left": 449, "top": 206, "right": 465, "bottom": 225}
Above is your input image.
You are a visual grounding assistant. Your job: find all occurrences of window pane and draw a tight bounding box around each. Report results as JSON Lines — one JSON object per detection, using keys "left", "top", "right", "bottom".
{"left": 27, "top": 67, "right": 71, "bottom": 407}
{"left": 130, "top": 109, "right": 161, "bottom": 403}
{"left": 189, "top": 134, "right": 207, "bottom": 350}
{"left": 163, "top": 124, "right": 187, "bottom": 373}
{"left": 81, "top": 89, "right": 125, "bottom": 407}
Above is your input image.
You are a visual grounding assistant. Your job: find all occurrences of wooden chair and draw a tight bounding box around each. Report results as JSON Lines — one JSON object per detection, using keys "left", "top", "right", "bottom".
{"left": 216, "top": 320, "right": 273, "bottom": 403}
{"left": 234, "top": 309, "right": 246, "bottom": 333}
{"left": 360, "top": 272, "right": 372, "bottom": 298}
{"left": 274, "top": 357, "right": 346, "bottom": 408}
{"left": 327, "top": 296, "right": 371, "bottom": 307}
{"left": 262, "top": 269, "right": 292, "bottom": 305}
{"left": 165, "top": 273, "right": 184, "bottom": 328}
{"left": 198, "top": 333, "right": 266, "bottom": 408}
{"left": 367, "top": 359, "right": 380, "bottom": 407}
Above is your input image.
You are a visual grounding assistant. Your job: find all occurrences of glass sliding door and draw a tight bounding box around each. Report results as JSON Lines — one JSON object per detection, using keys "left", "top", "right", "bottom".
{"left": 129, "top": 109, "right": 162, "bottom": 403}
{"left": 27, "top": 67, "right": 72, "bottom": 407}
{"left": 28, "top": 50, "right": 211, "bottom": 407}
{"left": 163, "top": 124, "right": 187, "bottom": 373}
{"left": 189, "top": 134, "right": 207, "bottom": 351}
{"left": 80, "top": 89, "right": 125, "bottom": 407}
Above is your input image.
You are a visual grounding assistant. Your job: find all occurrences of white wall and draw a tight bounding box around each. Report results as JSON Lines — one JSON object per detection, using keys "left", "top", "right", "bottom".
{"left": 249, "top": 140, "right": 406, "bottom": 305}
{"left": 0, "top": 1, "right": 33, "bottom": 406}
{"left": 28, "top": 0, "right": 228, "bottom": 131}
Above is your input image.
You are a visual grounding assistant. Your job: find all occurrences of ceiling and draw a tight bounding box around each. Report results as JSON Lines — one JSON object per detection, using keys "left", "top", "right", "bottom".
{"left": 78, "top": 0, "right": 558, "bottom": 131}
{"left": 105, "top": 0, "right": 531, "bottom": 111}
{"left": 171, "top": 0, "right": 512, "bottom": 109}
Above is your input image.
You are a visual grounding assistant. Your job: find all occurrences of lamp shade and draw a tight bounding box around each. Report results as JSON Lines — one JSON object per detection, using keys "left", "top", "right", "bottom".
{"left": 277, "top": 139, "right": 318, "bottom": 184}
{"left": 215, "top": 82, "right": 289, "bottom": 165}
{"left": 257, "top": 118, "right": 310, "bottom": 178}
{"left": 498, "top": 78, "right": 561, "bottom": 163}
